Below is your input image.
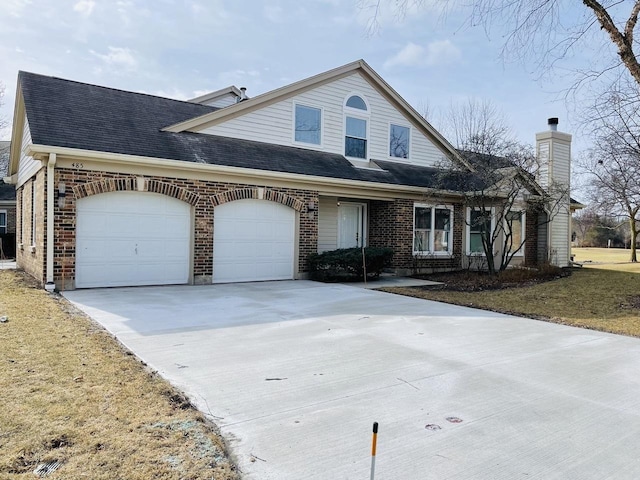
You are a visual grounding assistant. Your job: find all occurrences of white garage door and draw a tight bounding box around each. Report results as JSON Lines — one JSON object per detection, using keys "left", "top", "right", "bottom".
{"left": 213, "top": 199, "right": 295, "bottom": 283}
{"left": 76, "top": 191, "right": 191, "bottom": 288}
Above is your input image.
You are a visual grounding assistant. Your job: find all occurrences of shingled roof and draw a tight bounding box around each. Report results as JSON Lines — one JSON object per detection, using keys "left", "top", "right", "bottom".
{"left": 19, "top": 71, "right": 470, "bottom": 192}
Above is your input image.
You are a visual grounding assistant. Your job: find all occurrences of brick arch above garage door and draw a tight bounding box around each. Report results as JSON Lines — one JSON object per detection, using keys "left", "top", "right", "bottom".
{"left": 210, "top": 187, "right": 305, "bottom": 211}
{"left": 72, "top": 178, "right": 200, "bottom": 206}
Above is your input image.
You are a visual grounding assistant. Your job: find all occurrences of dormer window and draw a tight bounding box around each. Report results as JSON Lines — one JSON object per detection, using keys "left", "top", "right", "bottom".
{"left": 344, "top": 94, "right": 369, "bottom": 159}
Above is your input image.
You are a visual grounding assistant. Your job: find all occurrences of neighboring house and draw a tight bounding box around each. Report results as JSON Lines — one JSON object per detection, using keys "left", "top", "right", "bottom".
{"left": 0, "top": 141, "right": 17, "bottom": 259}
{"left": 6, "top": 60, "right": 574, "bottom": 290}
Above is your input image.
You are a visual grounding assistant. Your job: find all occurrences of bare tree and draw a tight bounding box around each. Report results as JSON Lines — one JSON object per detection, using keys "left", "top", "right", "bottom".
{"left": 0, "top": 82, "right": 7, "bottom": 133}
{"left": 431, "top": 99, "right": 568, "bottom": 274}
{"left": 365, "top": 1, "right": 640, "bottom": 89}
{"left": 580, "top": 83, "right": 640, "bottom": 261}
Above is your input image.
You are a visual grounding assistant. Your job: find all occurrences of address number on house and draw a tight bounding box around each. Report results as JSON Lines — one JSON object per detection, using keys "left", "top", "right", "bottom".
{"left": 71, "top": 163, "right": 84, "bottom": 169}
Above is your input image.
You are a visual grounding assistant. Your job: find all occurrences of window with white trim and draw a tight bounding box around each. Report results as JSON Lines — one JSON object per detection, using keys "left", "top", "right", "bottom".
{"left": 31, "top": 181, "right": 36, "bottom": 246}
{"left": 505, "top": 210, "right": 525, "bottom": 255}
{"left": 344, "top": 94, "right": 369, "bottom": 159}
{"left": 467, "top": 208, "right": 494, "bottom": 255}
{"left": 294, "top": 104, "right": 321, "bottom": 145}
{"left": 389, "top": 124, "right": 410, "bottom": 159}
{"left": 413, "top": 204, "right": 453, "bottom": 255}
{"left": 0, "top": 210, "right": 6, "bottom": 234}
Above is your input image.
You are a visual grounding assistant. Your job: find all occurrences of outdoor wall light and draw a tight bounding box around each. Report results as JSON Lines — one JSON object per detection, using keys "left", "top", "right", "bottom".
{"left": 57, "top": 182, "right": 66, "bottom": 208}
{"left": 307, "top": 201, "right": 316, "bottom": 212}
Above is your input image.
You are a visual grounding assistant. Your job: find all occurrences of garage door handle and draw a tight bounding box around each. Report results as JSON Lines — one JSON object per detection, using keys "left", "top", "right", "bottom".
{"left": 135, "top": 244, "right": 138, "bottom": 255}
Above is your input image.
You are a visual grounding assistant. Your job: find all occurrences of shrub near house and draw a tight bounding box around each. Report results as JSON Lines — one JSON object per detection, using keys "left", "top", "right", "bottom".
{"left": 308, "top": 247, "right": 393, "bottom": 281}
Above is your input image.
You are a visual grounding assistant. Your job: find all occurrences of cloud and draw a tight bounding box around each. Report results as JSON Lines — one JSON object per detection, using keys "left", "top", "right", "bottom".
{"left": 384, "top": 40, "right": 461, "bottom": 68}
{"left": 264, "top": 4, "right": 284, "bottom": 23}
{"left": 90, "top": 46, "right": 137, "bottom": 70}
{"left": 6, "top": 0, "right": 32, "bottom": 18}
{"left": 73, "top": 0, "right": 96, "bottom": 17}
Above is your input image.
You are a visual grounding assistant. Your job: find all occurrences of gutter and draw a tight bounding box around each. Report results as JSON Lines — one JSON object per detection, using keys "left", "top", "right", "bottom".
{"left": 45, "top": 153, "right": 56, "bottom": 292}
{"left": 26, "top": 144, "right": 465, "bottom": 200}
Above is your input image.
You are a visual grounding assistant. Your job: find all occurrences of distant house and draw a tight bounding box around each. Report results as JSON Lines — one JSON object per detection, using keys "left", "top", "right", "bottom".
{"left": 0, "top": 141, "right": 17, "bottom": 259}
{"left": 6, "top": 60, "right": 575, "bottom": 290}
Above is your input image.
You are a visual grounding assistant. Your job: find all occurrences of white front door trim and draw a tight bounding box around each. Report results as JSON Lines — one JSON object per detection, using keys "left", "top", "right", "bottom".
{"left": 337, "top": 201, "right": 367, "bottom": 249}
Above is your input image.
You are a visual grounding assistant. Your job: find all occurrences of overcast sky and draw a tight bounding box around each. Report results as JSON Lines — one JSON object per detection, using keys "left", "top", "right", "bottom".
{"left": 0, "top": 0, "right": 594, "bottom": 150}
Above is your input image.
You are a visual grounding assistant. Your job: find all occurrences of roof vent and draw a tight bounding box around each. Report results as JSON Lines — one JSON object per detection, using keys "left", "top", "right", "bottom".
{"left": 236, "top": 87, "right": 248, "bottom": 103}
{"left": 548, "top": 117, "right": 559, "bottom": 131}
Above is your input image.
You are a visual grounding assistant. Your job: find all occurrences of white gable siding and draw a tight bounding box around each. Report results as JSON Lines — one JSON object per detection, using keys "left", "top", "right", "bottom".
{"left": 318, "top": 196, "right": 338, "bottom": 252}
{"left": 201, "top": 72, "right": 446, "bottom": 167}
{"left": 203, "top": 93, "right": 238, "bottom": 108}
{"left": 17, "top": 116, "right": 40, "bottom": 188}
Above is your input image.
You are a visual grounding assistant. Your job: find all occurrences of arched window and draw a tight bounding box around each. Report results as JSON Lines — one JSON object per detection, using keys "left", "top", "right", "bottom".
{"left": 345, "top": 95, "right": 367, "bottom": 111}
{"left": 344, "top": 94, "right": 369, "bottom": 159}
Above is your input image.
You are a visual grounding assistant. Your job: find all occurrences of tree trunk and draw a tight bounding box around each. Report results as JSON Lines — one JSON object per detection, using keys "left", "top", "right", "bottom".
{"left": 630, "top": 217, "right": 638, "bottom": 262}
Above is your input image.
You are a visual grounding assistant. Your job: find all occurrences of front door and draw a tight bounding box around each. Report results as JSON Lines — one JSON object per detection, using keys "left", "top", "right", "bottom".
{"left": 338, "top": 203, "right": 365, "bottom": 248}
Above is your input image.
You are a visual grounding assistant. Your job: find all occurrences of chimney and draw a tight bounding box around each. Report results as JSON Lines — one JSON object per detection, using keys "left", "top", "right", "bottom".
{"left": 535, "top": 118, "right": 572, "bottom": 267}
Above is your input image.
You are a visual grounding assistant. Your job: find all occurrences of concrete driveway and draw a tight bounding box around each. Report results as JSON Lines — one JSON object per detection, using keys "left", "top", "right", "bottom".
{"left": 64, "top": 281, "right": 640, "bottom": 479}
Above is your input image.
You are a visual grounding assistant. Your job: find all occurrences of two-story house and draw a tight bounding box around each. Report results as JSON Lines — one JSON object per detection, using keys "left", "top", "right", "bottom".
{"left": 4, "top": 60, "right": 573, "bottom": 290}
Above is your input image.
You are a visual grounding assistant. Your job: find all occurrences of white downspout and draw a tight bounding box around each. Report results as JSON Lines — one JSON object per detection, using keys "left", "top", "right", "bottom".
{"left": 45, "top": 153, "right": 56, "bottom": 291}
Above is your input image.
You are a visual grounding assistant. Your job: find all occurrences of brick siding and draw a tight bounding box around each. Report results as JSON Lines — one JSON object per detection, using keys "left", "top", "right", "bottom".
{"left": 525, "top": 207, "right": 539, "bottom": 267}
{"left": 51, "top": 169, "right": 318, "bottom": 289}
{"left": 16, "top": 171, "right": 46, "bottom": 283}
{"left": 369, "top": 199, "right": 463, "bottom": 273}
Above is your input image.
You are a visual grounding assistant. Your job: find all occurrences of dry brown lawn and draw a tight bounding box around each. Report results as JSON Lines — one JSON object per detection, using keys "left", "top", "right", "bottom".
{"left": 383, "top": 261, "right": 640, "bottom": 338}
{"left": 0, "top": 270, "right": 239, "bottom": 479}
{"left": 572, "top": 247, "right": 640, "bottom": 272}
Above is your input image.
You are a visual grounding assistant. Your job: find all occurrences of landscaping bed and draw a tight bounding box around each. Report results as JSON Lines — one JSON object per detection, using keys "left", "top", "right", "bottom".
{"left": 413, "top": 265, "right": 569, "bottom": 292}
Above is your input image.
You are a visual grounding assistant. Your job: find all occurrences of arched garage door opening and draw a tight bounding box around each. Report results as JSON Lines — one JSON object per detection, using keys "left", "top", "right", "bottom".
{"left": 213, "top": 199, "right": 296, "bottom": 283}
{"left": 76, "top": 191, "right": 191, "bottom": 288}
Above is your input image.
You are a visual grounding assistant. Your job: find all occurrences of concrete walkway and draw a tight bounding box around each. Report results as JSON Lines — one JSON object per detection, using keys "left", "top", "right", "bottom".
{"left": 342, "top": 274, "right": 441, "bottom": 289}
{"left": 64, "top": 281, "right": 640, "bottom": 479}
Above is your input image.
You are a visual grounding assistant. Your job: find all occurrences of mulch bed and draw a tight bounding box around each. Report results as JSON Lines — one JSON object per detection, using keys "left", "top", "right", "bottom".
{"left": 413, "top": 267, "right": 571, "bottom": 292}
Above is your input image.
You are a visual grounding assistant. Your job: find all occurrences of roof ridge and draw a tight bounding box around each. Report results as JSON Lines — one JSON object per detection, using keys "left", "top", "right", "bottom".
{"left": 18, "top": 71, "right": 218, "bottom": 110}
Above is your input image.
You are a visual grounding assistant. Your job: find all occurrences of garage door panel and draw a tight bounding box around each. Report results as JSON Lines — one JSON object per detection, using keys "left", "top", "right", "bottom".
{"left": 213, "top": 199, "right": 295, "bottom": 283}
{"left": 76, "top": 192, "right": 191, "bottom": 288}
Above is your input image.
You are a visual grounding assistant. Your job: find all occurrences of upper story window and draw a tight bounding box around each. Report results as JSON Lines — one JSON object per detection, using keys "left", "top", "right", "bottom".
{"left": 346, "top": 95, "right": 367, "bottom": 110}
{"left": 294, "top": 104, "right": 321, "bottom": 145}
{"left": 344, "top": 94, "right": 369, "bottom": 159}
{"left": 389, "top": 124, "right": 410, "bottom": 159}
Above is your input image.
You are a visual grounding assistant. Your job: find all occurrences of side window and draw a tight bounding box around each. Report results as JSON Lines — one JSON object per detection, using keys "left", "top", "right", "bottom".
{"left": 389, "top": 124, "right": 410, "bottom": 159}
{"left": 31, "top": 180, "right": 36, "bottom": 246}
{"left": 294, "top": 104, "right": 321, "bottom": 145}
{"left": 413, "top": 204, "right": 453, "bottom": 255}
{"left": 0, "top": 210, "right": 6, "bottom": 235}
{"left": 468, "top": 209, "right": 493, "bottom": 254}
{"left": 344, "top": 94, "right": 369, "bottom": 160}
{"left": 506, "top": 211, "right": 525, "bottom": 255}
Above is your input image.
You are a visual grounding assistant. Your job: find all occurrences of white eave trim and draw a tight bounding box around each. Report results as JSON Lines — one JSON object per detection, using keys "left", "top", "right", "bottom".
{"left": 26, "top": 144, "right": 464, "bottom": 199}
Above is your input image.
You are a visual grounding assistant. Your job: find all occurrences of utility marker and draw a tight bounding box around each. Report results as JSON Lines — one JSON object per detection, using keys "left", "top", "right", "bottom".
{"left": 370, "top": 422, "right": 378, "bottom": 480}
